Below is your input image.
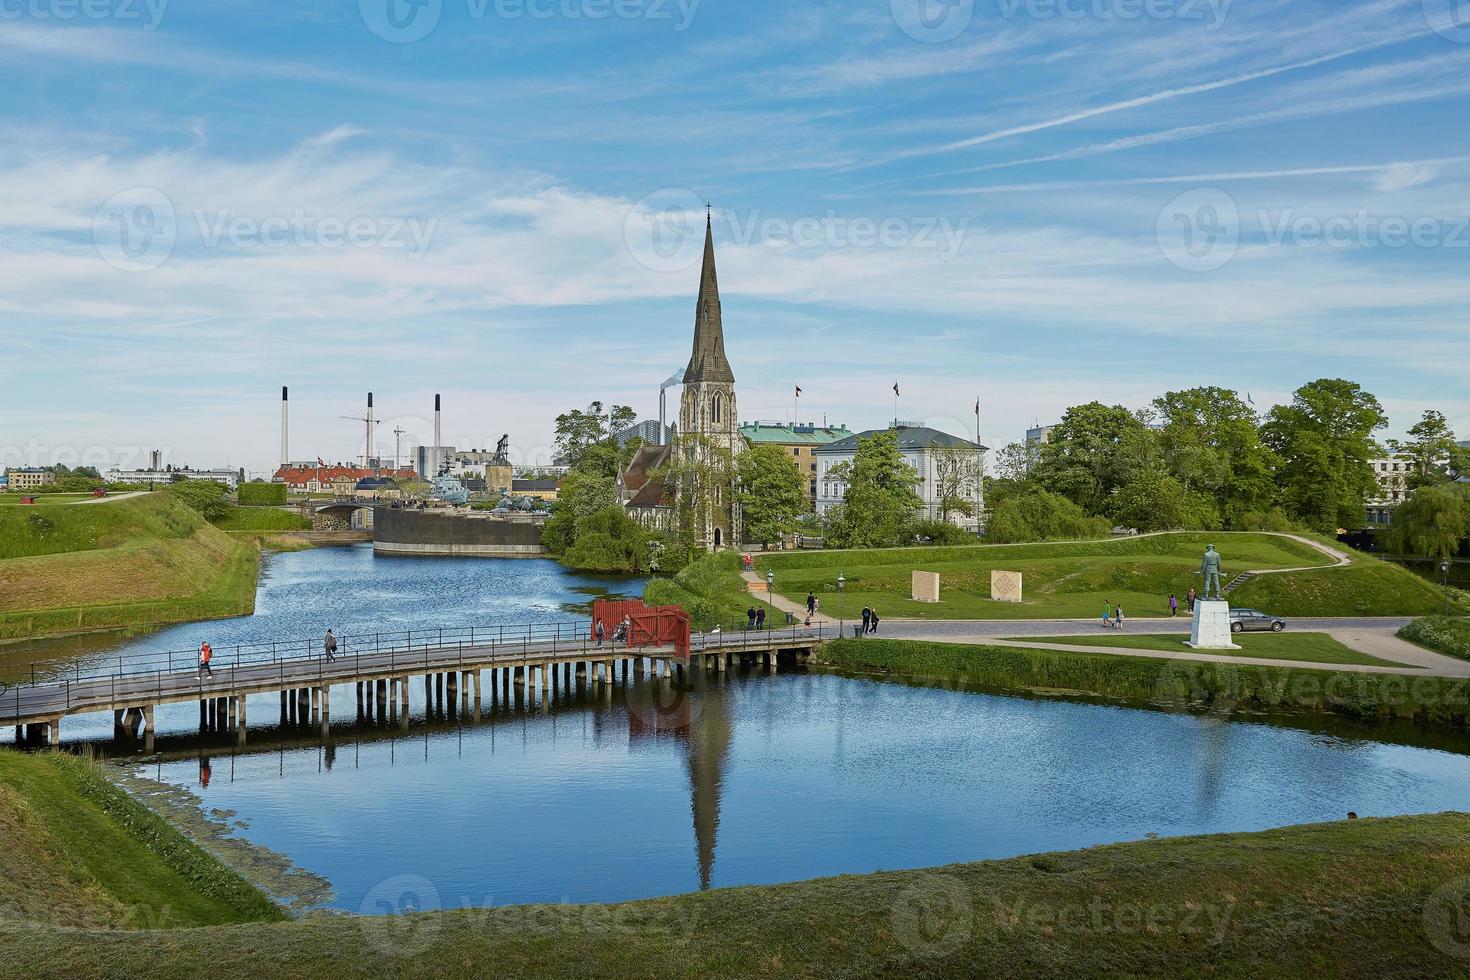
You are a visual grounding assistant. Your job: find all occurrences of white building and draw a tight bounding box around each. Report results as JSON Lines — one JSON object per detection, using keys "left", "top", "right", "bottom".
{"left": 103, "top": 467, "right": 241, "bottom": 489}
{"left": 815, "top": 425, "right": 988, "bottom": 532}
{"left": 1364, "top": 457, "right": 1411, "bottom": 526}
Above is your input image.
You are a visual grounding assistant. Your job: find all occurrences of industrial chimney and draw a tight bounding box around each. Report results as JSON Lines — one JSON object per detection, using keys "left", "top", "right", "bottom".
{"left": 366, "top": 392, "right": 375, "bottom": 471}
{"left": 434, "top": 394, "right": 442, "bottom": 475}
{"left": 280, "top": 387, "right": 289, "bottom": 470}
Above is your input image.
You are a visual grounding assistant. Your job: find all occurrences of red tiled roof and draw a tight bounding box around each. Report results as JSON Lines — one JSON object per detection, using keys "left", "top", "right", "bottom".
{"left": 274, "top": 465, "right": 417, "bottom": 485}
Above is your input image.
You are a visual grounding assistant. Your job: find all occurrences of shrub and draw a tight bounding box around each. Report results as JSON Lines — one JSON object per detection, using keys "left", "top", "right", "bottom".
{"left": 1399, "top": 616, "right": 1470, "bottom": 661}
{"left": 236, "top": 482, "right": 287, "bottom": 506}
{"left": 911, "top": 519, "right": 973, "bottom": 545}
{"left": 561, "top": 505, "right": 648, "bottom": 573}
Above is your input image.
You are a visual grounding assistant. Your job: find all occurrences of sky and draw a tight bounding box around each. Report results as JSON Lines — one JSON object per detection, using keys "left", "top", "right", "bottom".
{"left": 3, "top": 0, "right": 1469, "bottom": 476}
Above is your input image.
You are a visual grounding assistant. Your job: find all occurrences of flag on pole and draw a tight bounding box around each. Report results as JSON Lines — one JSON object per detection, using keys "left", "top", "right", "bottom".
{"left": 795, "top": 385, "right": 802, "bottom": 397}
{"left": 893, "top": 382, "right": 901, "bottom": 397}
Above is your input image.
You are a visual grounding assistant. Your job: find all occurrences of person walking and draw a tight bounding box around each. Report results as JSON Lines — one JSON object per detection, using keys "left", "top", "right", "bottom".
{"left": 323, "top": 628, "right": 338, "bottom": 662}
{"left": 595, "top": 620, "right": 605, "bottom": 647}
{"left": 1102, "top": 600, "right": 1113, "bottom": 629}
{"left": 1169, "top": 594, "right": 1178, "bottom": 618}
{"left": 869, "top": 608, "right": 880, "bottom": 635}
{"left": 1187, "top": 587, "right": 1196, "bottom": 613}
{"left": 861, "top": 606, "right": 872, "bottom": 634}
{"left": 756, "top": 607, "right": 766, "bottom": 629}
{"left": 806, "top": 593, "right": 817, "bottom": 616}
{"left": 198, "top": 641, "right": 213, "bottom": 677}
{"left": 746, "top": 607, "right": 757, "bottom": 630}
{"left": 1114, "top": 604, "right": 1125, "bottom": 631}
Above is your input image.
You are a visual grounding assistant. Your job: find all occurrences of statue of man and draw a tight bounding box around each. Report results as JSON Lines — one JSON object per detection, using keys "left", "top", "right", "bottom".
{"left": 1199, "top": 544, "right": 1224, "bottom": 600}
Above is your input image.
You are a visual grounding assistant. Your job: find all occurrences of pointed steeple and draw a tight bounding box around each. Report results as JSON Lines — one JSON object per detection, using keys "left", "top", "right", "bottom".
{"left": 684, "top": 207, "right": 735, "bottom": 384}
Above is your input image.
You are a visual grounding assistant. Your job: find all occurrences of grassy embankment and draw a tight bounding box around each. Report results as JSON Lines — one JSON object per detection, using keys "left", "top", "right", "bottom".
{"left": 210, "top": 506, "right": 310, "bottom": 533}
{"left": 644, "top": 551, "right": 753, "bottom": 629}
{"left": 1400, "top": 616, "right": 1470, "bottom": 662}
{"left": 0, "top": 492, "right": 259, "bottom": 641}
{"left": 822, "top": 638, "right": 1470, "bottom": 724}
{"left": 1007, "top": 631, "right": 1401, "bottom": 667}
{"left": 0, "top": 752, "right": 282, "bottom": 931}
{"left": 755, "top": 531, "right": 1464, "bottom": 621}
{"left": 2, "top": 807, "right": 1469, "bottom": 978}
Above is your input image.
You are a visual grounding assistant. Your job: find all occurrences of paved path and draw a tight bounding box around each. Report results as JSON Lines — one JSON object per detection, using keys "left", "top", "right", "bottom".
{"left": 740, "top": 568, "right": 839, "bottom": 624}
{"left": 68, "top": 491, "right": 148, "bottom": 505}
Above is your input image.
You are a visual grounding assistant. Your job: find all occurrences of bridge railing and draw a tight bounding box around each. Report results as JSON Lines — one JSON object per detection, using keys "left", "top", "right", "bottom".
{"left": 2, "top": 620, "right": 830, "bottom": 695}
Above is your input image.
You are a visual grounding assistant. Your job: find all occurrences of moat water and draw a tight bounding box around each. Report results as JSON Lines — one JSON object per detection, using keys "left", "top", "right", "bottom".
{"left": 9, "top": 546, "right": 1470, "bottom": 913}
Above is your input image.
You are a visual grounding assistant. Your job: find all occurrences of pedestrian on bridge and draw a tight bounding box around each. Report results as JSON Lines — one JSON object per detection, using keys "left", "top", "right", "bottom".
{"left": 746, "top": 607, "right": 757, "bottom": 630}
{"left": 198, "top": 642, "right": 213, "bottom": 677}
{"left": 755, "top": 607, "right": 766, "bottom": 629}
{"left": 324, "top": 629, "right": 338, "bottom": 662}
{"left": 595, "top": 620, "right": 606, "bottom": 647}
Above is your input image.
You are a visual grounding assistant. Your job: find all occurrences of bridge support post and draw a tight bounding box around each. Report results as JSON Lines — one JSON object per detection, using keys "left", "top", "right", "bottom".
{"left": 49, "top": 718, "right": 59, "bottom": 746}
{"left": 540, "top": 665, "right": 550, "bottom": 698}
{"left": 400, "top": 676, "right": 410, "bottom": 713}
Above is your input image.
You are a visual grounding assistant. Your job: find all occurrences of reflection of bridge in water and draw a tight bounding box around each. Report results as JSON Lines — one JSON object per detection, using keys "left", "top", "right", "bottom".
{"left": 4, "top": 623, "right": 825, "bottom": 756}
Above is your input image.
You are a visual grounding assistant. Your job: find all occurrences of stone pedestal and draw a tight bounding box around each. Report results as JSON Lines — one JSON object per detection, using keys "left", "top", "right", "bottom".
{"left": 912, "top": 571, "right": 941, "bottom": 603}
{"left": 1187, "top": 600, "right": 1240, "bottom": 650}
{"left": 991, "top": 570, "right": 1023, "bottom": 603}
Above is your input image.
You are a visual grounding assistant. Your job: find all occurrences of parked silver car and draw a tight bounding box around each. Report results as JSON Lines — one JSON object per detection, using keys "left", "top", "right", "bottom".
{"left": 1229, "top": 608, "right": 1287, "bottom": 633}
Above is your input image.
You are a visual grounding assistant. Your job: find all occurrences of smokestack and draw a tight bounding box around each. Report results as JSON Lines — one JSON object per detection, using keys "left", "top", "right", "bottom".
{"left": 434, "top": 394, "right": 442, "bottom": 475}
{"left": 280, "top": 387, "right": 289, "bottom": 469}
{"left": 366, "top": 392, "right": 375, "bottom": 471}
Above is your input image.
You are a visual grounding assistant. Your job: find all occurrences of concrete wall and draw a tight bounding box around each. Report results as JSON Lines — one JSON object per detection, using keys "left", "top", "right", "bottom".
{"left": 372, "top": 507, "right": 547, "bottom": 558}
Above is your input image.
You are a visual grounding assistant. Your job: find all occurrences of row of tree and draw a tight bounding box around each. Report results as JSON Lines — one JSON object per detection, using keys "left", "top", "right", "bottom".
{"left": 987, "top": 379, "right": 1467, "bottom": 543}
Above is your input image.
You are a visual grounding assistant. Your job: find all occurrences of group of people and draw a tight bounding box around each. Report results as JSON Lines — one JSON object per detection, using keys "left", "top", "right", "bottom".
{"left": 744, "top": 606, "right": 769, "bottom": 630}
{"left": 860, "top": 606, "right": 881, "bottom": 634}
{"left": 594, "top": 616, "right": 632, "bottom": 647}
{"left": 1100, "top": 600, "right": 1126, "bottom": 630}
{"left": 1166, "top": 589, "right": 1199, "bottom": 617}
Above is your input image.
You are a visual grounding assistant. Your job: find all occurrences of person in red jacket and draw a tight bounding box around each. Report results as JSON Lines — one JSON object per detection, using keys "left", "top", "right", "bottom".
{"left": 198, "top": 641, "right": 213, "bottom": 677}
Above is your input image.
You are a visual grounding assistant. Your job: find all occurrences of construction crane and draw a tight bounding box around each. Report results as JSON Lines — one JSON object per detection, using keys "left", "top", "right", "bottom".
{"left": 340, "top": 393, "right": 382, "bottom": 471}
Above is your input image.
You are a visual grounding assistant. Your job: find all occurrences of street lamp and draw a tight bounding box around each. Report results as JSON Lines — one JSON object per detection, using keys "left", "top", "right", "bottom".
{"left": 766, "top": 570, "right": 775, "bottom": 610}
{"left": 1443, "top": 558, "right": 1453, "bottom": 615}
{"left": 837, "top": 573, "right": 846, "bottom": 593}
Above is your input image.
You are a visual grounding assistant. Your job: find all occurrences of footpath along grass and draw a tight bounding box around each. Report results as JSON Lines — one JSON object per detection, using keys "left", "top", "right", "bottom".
{"left": 0, "top": 752, "right": 282, "bottom": 930}
{"left": 1008, "top": 631, "right": 1402, "bottom": 667}
{"left": 3, "top": 813, "right": 1470, "bottom": 978}
{"left": 821, "top": 639, "right": 1470, "bottom": 725}
{"left": 0, "top": 493, "right": 260, "bottom": 640}
{"left": 754, "top": 531, "right": 1464, "bottom": 621}
{"left": 1400, "top": 617, "right": 1470, "bottom": 662}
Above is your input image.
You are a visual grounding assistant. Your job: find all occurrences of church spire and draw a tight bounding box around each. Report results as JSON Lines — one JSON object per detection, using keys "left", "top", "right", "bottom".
{"left": 684, "top": 207, "right": 735, "bottom": 384}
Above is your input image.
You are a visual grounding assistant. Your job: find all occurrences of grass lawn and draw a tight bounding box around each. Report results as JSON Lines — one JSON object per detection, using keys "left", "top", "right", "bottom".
{"left": 1007, "top": 630, "right": 1404, "bottom": 667}
{"left": 0, "top": 752, "right": 282, "bottom": 930}
{"left": 755, "top": 531, "right": 1465, "bottom": 621}
{"left": 0, "top": 493, "right": 259, "bottom": 641}
{"left": 210, "top": 505, "right": 310, "bottom": 532}
{"left": 3, "top": 812, "right": 1469, "bottom": 977}
{"left": 0, "top": 493, "right": 94, "bottom": 505}
{"left": 1400, "top": 616, "right": 1470, "bottom": 661}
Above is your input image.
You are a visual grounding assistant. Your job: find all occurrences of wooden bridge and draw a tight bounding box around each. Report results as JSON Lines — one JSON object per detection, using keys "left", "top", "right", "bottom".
{"left": 3, "top": 622, "right": 828, "bottom": 749}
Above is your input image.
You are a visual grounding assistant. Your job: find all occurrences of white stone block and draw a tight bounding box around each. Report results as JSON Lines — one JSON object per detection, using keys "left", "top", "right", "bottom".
{"left": 1187, "top": 600, "right": 1241, "bottom": 650}
{"left": 912, "top": 571, "right": 940, "bottom": 603}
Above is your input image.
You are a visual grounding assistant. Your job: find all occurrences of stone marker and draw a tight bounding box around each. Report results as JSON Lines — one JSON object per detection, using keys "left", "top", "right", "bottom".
{"left": 991, "top": 570, "right": 1023, "bottom": 603}
{"left": 912, "top": 571, "right": 940, "bottom": 603}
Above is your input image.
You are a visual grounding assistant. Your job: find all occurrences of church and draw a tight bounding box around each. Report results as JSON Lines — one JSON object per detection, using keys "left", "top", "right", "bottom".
{"left": 622, "top": 210, "right": 742, "bottom": 551}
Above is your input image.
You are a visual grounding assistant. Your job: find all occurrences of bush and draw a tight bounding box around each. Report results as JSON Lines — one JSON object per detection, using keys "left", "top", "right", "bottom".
{"left": 1399, "top": 616, "right": 1470, "bottom": 661}
{"left": 985, "top": 488, "right": 1112, "bottom": 543}
{"left": 236, "top": 482, "right": 287, "bottom": 506}
{"left": 166, "top": 480, "right": 230, "bottom": 521}
{"left": 911, "top": 519, "right": 973, "bottom": 545}
{"left": 560, "top": 505, "right": 648, "bottom": 573}
{"left": 644, "top": 551, "right": 750, "bottom": 629}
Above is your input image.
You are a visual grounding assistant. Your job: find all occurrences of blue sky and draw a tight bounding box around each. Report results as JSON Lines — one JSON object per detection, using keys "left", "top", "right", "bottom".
{"left": 3, "top": 0, "right": 1469, "bottom": 474}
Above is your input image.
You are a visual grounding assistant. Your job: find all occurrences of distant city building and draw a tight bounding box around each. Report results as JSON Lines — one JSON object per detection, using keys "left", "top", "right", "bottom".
{"left": 1364, "top": 457, "right": 1412, "bottom": 526}
{"left": 815, "top": 425, "right": 989, "bottom": 532}
{"left": 512, "top": 479, "right": 561, "bottom": 503}
{"left": 1025, "top": 424, "right": 1056, "bottom": 446}
{"left": 615, "top": 419, "right": 669, "bottom": 447}
{"left": 739, "top": 421, "right": 854, "bottom": 507}
{"left": 104, "top": 467, "right": 241, "bottom": 489}
{"left": 353, "top": 477, "right": 401, "bottom": 500}
{"left": 0, "top": 472, "right": 7, "bottom": 489}
{"left": 274, "top": 464, "right": 417, "bottom": 494}
{"left": 7, "top": 468, "right": 56, "bottom": 490}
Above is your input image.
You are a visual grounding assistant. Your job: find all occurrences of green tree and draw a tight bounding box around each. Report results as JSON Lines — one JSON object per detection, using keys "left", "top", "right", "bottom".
{"left": 540, "top": 472, "right": 618, "bottom": 554}
{"left": 990, "top": 441, "right": 1037, "bottom": 483}
{"left": 1108, "top": 471, "right": 1221, "bottom": 532}
{"left": 1388, "top": 410, "right": 1464, "bottom": 490}
{"left": 167, "top": 479, "right": 230, "bottom": 521}
{"left": 1385, "top": 484, "right": 1470, "bottom": 561}
{"left": 562, "top": 505, "right": 649, "bottom": 573}
{"left": 1262, "top": 379, "right": 1388, "bottom": 532}
{"left": 737, "top": 443, "right": 807, "bottom": 548}
{"left": 1033, "top": 402, "right": 1157, "bottom": 515}
{"left": 823, "top": 431, "right": 923, "bottom": 548}
{"left": 553, "top": 401, "right": 637, "bottom": 469}
{"left": 1152, "top": 386, "right": 1276, "bottom": 527}
{"left": 984, "top": 488, "right": 1111, "bottom": 543}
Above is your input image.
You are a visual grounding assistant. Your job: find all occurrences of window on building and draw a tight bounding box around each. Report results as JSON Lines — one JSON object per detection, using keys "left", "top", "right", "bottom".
{"left": 711, "top": 394, "right": 722, "bottom": 424}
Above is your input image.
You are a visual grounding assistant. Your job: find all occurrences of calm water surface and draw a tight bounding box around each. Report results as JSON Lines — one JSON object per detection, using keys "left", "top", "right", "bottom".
{"left": 13, "top": 546, "right": 1470, "bottom": 912}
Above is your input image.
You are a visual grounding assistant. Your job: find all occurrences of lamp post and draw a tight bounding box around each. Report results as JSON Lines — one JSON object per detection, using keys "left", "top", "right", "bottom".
{"left": 766, "top": 570, "right": 775, "bottom": 610}
{"left": 1444, "top": 558, "right": 1453, "bottom": 616}
{"left": 837, "top": 573, "right": 846, "bottom": 593}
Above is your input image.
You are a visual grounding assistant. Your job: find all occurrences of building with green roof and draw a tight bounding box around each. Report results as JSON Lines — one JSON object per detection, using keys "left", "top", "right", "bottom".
{"left": 739, "top": 422, "right": 854, "bottom": 507}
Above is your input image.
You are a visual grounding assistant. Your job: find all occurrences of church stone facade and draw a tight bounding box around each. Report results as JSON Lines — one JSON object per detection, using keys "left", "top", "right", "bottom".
{"left": 677, "top": 213, "right": 742, "bottom": 551}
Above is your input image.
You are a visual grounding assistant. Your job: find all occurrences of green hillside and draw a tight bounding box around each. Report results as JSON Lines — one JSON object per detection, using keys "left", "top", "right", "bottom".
{"left": 754, "top": 532, "right": 1464, "bottom": 620}
{"left": 0, "top": 493, "right": 259, "bottom": 641}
